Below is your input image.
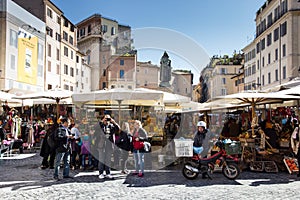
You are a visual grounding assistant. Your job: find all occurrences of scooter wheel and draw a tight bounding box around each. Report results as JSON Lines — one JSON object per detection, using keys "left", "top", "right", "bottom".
{"left": 182, "top": 162, "right": 199, "bottom": 180}
{"left": 222, "top": 162, "right": 240, "bottom": 180}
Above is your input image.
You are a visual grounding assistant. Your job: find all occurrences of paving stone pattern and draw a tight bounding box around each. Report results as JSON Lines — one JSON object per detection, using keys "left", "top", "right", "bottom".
{"left": 0, "top": 154, "right": 300, "bottom": 200}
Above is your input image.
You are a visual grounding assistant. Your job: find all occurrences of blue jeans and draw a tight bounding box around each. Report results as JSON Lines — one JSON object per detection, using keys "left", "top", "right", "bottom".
{"left": 82, "top": 154, "right": 92, "bottom": 167}
{"left": 54, "top": 151, "right": 70, "bottom": 177}
{"left": 133, "top": 150, "right": 144, "bottom": 173}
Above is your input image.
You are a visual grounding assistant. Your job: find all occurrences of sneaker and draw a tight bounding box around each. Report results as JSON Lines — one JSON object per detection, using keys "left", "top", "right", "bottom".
{"left": 53, "top": 176, "right": 59, "bottom": 180}
{"left": 106, "top": 174, "right": 113, "bottom": 179}
{"left": 98, "top": 174, "right": 105, "bottom": 179}
{"left": 63, "top": 175, "right": 74, "bottom": 179}
{"left": 138, "top": 172, "right": 144, "bottom": 177}
{"left": 132, "top": 171, "right": 138, "bottom": 175}
{"left": 41, "top": 165, "right": 48, "bottom": 170}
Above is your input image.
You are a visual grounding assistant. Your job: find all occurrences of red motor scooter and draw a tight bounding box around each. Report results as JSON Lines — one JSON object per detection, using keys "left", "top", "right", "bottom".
{"left": 182, "top": 140, "right": 240, "bottom": 180}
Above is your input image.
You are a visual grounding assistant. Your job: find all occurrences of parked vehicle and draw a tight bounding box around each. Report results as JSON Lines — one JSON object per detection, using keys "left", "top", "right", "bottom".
{"left": 182, "top": 140, "right": 240, "bottom": 180}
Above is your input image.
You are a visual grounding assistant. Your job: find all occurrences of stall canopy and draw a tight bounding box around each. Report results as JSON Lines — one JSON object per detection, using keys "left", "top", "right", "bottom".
{"left": 13, "top": 88, "right": 73, "bottom": 116}
{"left": 216, "top": 91, "right": 300, "bottom": 134}
{"left": 72, "top": 88, "right": 164, "bottom": 106}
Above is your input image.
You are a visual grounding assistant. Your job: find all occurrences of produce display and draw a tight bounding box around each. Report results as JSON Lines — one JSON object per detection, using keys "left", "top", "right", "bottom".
{"left": 283, "top": 157, "right": 299, "bottom": 174}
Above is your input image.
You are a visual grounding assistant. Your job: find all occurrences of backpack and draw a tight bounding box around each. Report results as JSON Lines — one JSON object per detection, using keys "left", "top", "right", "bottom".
{"left": 47, "top": 131, "right": 58, "bottom": 149}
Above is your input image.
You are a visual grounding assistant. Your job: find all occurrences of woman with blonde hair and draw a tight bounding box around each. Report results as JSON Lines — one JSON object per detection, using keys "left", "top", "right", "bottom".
{"left": 132, "top": 120, "right": 148, "bottom": 177}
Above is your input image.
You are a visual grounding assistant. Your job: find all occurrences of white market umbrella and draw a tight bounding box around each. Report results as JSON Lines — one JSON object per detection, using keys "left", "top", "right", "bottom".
{"left": 216, "top": 91, "right": 300, "bottom": 134}
{"left": 13, "top": 88, "right": 73, "bottom": 117}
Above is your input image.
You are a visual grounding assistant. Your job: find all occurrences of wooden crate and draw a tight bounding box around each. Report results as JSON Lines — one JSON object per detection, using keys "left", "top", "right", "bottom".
{"left": 264, "top": 161, "right": 278, "bottom": 173}
{"left": 283, "top": 157, "right": 299, "bottom": 174}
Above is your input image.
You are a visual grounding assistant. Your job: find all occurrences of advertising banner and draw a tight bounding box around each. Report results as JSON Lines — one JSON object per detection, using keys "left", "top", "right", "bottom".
{"left": 17, "top": 28, "right": 38, "bottom": 85}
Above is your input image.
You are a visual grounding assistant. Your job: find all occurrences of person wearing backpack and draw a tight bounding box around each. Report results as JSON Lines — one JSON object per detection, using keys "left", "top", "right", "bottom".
{"left": 40, "top": 120, "right": 58, "bottom": 169}
{"left": 115, "top": 122, "right": 132, "bottom": 174}
{"left": 53, "top": 117, "right": 73, "bottom": 180}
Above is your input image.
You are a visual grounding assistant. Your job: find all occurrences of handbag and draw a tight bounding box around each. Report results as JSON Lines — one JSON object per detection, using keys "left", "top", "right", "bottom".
{"left": 133, "top": 140, "right": 144, "bottom": 150}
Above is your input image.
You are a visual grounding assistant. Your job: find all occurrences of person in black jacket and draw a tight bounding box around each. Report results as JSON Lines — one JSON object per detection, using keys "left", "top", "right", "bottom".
{"left": 193, "top": 121, "right": 207, "bottom": 156}
{"left": 53, "top": 117, "right": 73, "bottom": 180}
{"left": 97, "top": 114, "right": 120, "bottom": 180}
{"left": 40, "top": 121, "right": 58, "bottom": 169}
{"left": 115, "top": 122, "right": 132, "bottom": 174}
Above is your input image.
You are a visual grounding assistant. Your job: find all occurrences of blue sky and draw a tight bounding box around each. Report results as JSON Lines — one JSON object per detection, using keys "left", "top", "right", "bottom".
{"left": 52, "top": 0, "right": 265, "bottom": 83}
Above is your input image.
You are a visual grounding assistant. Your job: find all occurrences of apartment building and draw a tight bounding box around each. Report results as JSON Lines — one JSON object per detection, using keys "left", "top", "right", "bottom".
{"left": 106, "top": 52, "right": 136, "bottom": 90}
{"left": 0, "top": 0, "right": 45, "bottom": 93}
{"left": 12, "top": 0, "right": 88, "bottom": 92}
{"left": 243, "top": 0, "right": 300, "bottom": 91}
{"left": 136, "top": 61, "right": 160, "bottom": 89}
{"left": 172, "top": 70, "right": 193, "bottom": 98}
{"left": 76, "top": 14, "right": 132, "bottom": 90}
{"left": 60, "top": 16, "right": 78, "bottom": 91}
{"left": 76, "top": 51, "right": 92, "bottom": 93}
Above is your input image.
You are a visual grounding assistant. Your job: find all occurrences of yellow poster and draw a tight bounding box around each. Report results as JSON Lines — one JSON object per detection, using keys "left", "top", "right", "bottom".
{"left": 17, "top": 29, "right": 38, "bottom": 85}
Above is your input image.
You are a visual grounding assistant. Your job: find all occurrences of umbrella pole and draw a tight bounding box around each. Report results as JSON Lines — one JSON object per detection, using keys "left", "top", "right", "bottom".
{"left": 251, "top": 102, "right": 255, "bottom": 136}
{"left": 56, "top": 98, "right": 60, "bottom": 118}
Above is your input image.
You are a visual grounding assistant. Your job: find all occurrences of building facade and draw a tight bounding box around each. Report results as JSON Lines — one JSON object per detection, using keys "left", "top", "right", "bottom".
{"left": 0, "top": 0, "right": 45, "bottom": 94}
{"left": 243, "top": 0, "right": 300, "bottom": 91}
{"left": 136, "top": 61, "right": 159, "bottom": 89}
{"left": 76, "top": 14, "right": 132, "bottom": 91}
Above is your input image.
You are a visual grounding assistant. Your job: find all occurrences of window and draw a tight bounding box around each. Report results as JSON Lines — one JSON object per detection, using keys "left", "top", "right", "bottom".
{"left": 280, "top": 22, "right": 287, "bottom": 37}
{"left": 48, "top": 84, "right": 52, "bottom": 90}
{"left": 76, "top": 56, "right": 79, "bottom": 63}
{"left": 267, "top": 13, "right": 273, "bottom": 27}
{"left": 102, "top": 55, "right": 106, "bottom": 64}
{"left": 63, "top": 31, "right": 68, "bottom": 41}
{"left": 261, "top": 38, "right": 265, "bottom": 50}
{"left": 120, "top": 59, "right": 124, "bottom": 65}
{"left": 64, "top": 19, "right": 68, "bottom": 27}
{"left": 80, "top": 28, "right": 85, "bottom": 37}
{"left": 70, "top": 67, "right": 74, "bottom": 77}
{"left": 275, "top": 49, "right": 278, "bottom": 61}
{"left": 252, "top": 65, "right": 256, "bottom": 74}
{"left": 268, "top": 72, "right": 271, "bottom": 84}
{"left": 70, "top": 86, "right": 73, "bottom": 91}
{"left": 38, "top": 43, "right": 43, "bottom": 60}
{"left": 220, "top": 68, "right": 227, "bottom": 74}
{"left": 46, "top": 27, "right": 53, "bottom": 37}
{"left": 69, "top": 36, "right": 73, "bottom": 45}
{"left": 88, "top": 25, "right": 91, "bottom": 34}
{"left": 10, "top": 29, "right": 17, "bottom": 48}
{"left": 120, "top": 70, "right": 125, "bottom": 79}
{"left": 10, "top": 54, "right": 15, "bottom": 69}
{"left": 283, "top": 66, "right": 286, "bottom": 79}
{"left": 221, "top": 89, "right": 227, "bottom": 96}
{"left": 256, "top": 42, "right": 260, "bottom": 54}
{"left": 76, "top": 69, "right": 79, "bottom": 76}
{"left": 103, "top": 69, "right": 106, "bottom": 76}
{"left": 81, "top": 71, "right": 84, "bottom": 77}
{"left": 262, "top": 57, "right": 265, "bottom": 67}
{"left": 56, "top": 64, "right": 60, "bottom": 74}
{"left": 56, "top": 49, "right": 60, "bottom": 61}
{"left": 87, "top": 55, "right": 90, "bottom": 64}
{"left": 64, "top": 64, "right": 68, "bottom": 75}
{"left": 57, "top": 16, "right": 61, "bottom": 24}
{"left": 64, "top": 46, "right": 68, "bottom": 57}
{"left": 267, "top": 33, "right": 272, "bottom": 46}
{"left": 268, "top": 53, "right": 271, "bottom": 64}
{"left": 64, "top": 84, "right": 69, "bottom": 90}
{"left": 222, "top": 78, "right": 226, "bottom": 84}
{"left": 282, "top": 44, "right": 286, "bottom": 57}
{"left": 47, "top": 8, "right": 52, "bottom": 18}
{"left": 56, "top": 33, "right": 61, "bottom": 41}
{"left": 101, "top": 25, "right": 107, "bottom": 33}
{"left": 274, "top": 28, "right": 279, "bottom": 41}
{"left": 257, "top": 60, "right": 260, "bottom": 70}
{"left": 275, "top": 69, "right": 279, "bottom": 81}
{"left": 48, "top": 44, "right": 51, "bottom": 57}
{"left": 71, "top": 51, "right": 73, "bottom": 59}
{"left": 48, "top": 61, "right": 51, "bottom": 72}
{"left": 262, "top": 75, "right": 265, "bottom": 86}
{"left": 111, "top": 27, "right": 116, "bottom": 35}
{"left": 38, "top": 64, "right": 43, "bottom": 77}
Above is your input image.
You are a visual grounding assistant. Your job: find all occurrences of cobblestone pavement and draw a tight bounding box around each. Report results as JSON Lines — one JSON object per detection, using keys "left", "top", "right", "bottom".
{"left": 0, "top": 153, "right": 300, "bottom": 200}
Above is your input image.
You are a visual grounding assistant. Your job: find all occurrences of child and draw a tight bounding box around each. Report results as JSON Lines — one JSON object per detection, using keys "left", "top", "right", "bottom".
{"left": 80, "top": 132, "right": 92, "bottom": 170}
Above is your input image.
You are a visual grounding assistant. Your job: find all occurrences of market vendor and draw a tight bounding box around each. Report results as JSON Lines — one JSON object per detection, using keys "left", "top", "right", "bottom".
{"left": 291, "top": 122, "right": 300, "bottom": 177}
